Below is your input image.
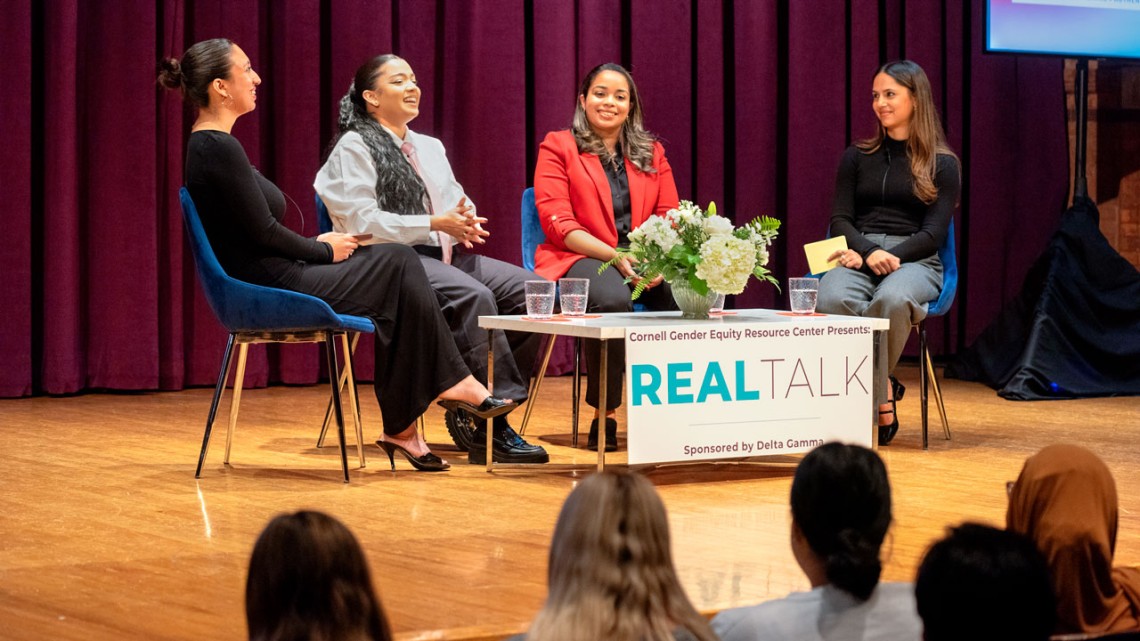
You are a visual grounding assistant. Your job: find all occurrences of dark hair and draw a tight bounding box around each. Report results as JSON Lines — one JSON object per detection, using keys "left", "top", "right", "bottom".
{"left": 790, "top": 442, "right": 891, "bottom": 601}
{"left": 572, "top": 63, "right": 657, "bottom": 173}
{"left": 338, "top": 54, "right": 403, "bottom": 131}
{"left": 245, "top": 511, "right": 392, "bottom": 641}
{"left": 916, "top": 523, "right": 1055, "bottom": 641}
{"left": 157, "top": 38, "right": 234, "bottom": 108}
{"left": 332, "top": 54, "right": 429, "bottom": 217}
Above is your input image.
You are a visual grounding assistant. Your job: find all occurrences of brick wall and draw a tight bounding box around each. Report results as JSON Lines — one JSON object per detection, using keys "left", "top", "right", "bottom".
{"left": 1067, "top": 60, "right": 1140, "bottom": 269}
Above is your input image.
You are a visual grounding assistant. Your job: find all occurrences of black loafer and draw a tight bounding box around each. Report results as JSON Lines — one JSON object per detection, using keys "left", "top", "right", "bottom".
{"left": 467, "top": 418, "right": 549, "bottom": 464}
{"left": 587, "top": 417, "right": 618, "bottom": 452}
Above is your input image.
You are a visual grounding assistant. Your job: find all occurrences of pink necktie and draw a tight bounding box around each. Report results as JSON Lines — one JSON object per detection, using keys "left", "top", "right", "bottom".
{"left": 401, "top": 141, "right": 451, "bottom": 264}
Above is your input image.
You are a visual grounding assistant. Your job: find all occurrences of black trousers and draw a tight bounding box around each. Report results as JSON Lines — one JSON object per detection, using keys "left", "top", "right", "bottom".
{"left": 271, "top": 244, "right": 470, "bottom": 435}
{"left": 564, "top": 258, "right": 677, "bottom": 411}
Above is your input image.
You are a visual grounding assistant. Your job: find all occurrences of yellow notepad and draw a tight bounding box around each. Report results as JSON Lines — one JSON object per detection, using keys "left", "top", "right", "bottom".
{"left": 804, "top": 237, "right": 848, "bottom": 274}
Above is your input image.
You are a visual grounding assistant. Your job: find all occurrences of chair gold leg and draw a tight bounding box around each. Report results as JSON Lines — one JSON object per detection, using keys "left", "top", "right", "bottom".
{"left": 196, "top": 335, "right": 236, "bottom": 478}
{"left": 324, "top": 332, "right": 350, "bottom": 483}
{"left": 340, "top": 333, "right": 366, "bottom": 468}
{"left": 520, "top": 335, "right": 558, "bottom": 435}
{"left": 318, "top": 333, "right": 361, "bottom": 448}
{"left": 925, "top": 350, "right": 952, "bottom": 440}
{"left": 224, "top": 342, "right": 249, "bottom": 464}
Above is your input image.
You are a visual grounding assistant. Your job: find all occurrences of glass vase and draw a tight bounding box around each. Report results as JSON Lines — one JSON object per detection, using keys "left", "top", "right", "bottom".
{"left": 670, "top": 280, "right": 719, "bottom": 320}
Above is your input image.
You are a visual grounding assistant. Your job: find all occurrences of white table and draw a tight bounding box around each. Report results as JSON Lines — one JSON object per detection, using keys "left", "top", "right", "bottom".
{"left": 479, "top": 309, "right": 889, "bottom": 472}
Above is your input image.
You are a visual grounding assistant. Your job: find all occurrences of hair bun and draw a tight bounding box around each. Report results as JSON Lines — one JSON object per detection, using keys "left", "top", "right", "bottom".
{"left": 157, "top": 57, "right": 183, "bottom": 90}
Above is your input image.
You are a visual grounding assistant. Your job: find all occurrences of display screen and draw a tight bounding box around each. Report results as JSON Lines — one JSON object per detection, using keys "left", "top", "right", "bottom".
{"left": 987, "top": 0, "right": 1140, "bottom": 60}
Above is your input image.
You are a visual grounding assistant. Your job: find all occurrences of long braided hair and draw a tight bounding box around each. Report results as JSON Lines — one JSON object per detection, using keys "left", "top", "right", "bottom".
{"left": 332, "top": 55, "right": 429, "bottom": 216}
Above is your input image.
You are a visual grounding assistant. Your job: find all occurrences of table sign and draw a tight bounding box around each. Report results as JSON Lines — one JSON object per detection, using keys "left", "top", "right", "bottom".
{"left": 624, "top": 317, "right": 875, "bottom": 464}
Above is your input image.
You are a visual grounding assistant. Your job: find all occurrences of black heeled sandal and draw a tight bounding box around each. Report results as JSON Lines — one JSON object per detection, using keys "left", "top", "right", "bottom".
{"left": 376, "top": 439, "right": 450, "bottom": 472}
{"left": 890, "top": 375, "right": 906, "bottom": 402}
{"left": 878, "top": 378, "right": 902, "bottom": 446}
{"left": 437, "top": 396, "right": 517, "bottom": 420}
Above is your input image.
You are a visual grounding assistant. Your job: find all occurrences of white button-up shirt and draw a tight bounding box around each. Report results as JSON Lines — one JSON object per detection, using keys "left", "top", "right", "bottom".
{"left": 314, "top": 126, "right": 474, "bottom": 247}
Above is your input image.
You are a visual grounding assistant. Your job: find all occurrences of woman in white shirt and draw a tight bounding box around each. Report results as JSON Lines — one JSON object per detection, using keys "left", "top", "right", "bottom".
{"left": 315, "top": 55, "right": 547, "bottom": 465}
{"left": 712, "top": 443, "right": 922, "bottom": 641}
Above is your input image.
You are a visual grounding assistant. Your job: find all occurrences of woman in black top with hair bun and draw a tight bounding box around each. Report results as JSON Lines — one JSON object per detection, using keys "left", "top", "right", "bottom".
{"left": 817, "top": 60, "right": 961, "bottom": 446}
{"left": 158, "top": 38, "right": 515, "bottom": 472}
{"left": 712, "top": 442, "right": 922, "bottom": 641}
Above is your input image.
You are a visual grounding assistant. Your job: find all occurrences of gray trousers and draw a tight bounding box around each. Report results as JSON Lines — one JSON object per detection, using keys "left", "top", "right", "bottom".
{"left": 418, "top": 251, "right": 542, "bottom": 403}
{"left": 816, "top": 234, "right": 942, "bottom": 372}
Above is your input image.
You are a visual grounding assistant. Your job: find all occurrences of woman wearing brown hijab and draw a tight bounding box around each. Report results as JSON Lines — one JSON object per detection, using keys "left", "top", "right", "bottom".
{"left": 1007, "top": 444, "right": 1140, "bottom": 635}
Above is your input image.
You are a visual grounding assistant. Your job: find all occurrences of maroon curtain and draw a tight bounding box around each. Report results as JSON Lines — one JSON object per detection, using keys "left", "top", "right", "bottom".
{"left": 0, "top": 0, "right": 1068, "bottom": 398}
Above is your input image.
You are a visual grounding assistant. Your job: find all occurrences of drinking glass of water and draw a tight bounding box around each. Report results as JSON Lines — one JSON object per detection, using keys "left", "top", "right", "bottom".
{"left": 788, "top": 277, "right": 820, "bottom": 315}
{"left": 558, "top": 278, "right": 590, "bottom": 316}
{"left": 525, "top": 280, "right": 556, "bottom": 319}
{"left": 710, "top": 293, "right": 726, "bottom": 313}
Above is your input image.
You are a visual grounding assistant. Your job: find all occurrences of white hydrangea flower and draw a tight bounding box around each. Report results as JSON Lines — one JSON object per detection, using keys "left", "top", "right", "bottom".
{"left": 696, "top": 236, "right": 757, "bottom": 294}
{"left": 629, "top": 216, "right": 680, "bottom": 253}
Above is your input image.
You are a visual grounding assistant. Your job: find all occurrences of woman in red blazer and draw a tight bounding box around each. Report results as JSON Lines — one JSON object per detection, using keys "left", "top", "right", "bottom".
{"left": 533, "top": 62, "right": 679, "bottom": 451}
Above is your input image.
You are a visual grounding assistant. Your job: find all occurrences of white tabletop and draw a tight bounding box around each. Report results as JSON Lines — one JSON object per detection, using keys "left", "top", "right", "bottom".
{"left": 478, "top": 309, "right": 889, "bottom": 339}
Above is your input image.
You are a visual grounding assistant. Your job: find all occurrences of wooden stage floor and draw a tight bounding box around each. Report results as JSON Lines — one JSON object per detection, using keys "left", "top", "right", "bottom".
{"left": 2, "top": 363, "right": 1139, "bottom": 640}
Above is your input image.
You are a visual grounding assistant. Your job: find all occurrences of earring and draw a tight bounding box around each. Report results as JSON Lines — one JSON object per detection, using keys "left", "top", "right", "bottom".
{"left": 222, "top": 94, "right": 234, "bottom": 107}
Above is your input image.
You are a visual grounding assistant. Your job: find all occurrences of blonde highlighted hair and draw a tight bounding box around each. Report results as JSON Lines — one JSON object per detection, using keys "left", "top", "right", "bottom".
{"left": 525, "top": 470, "right": 716, "bottom": 641}
{"left": 857, "top": 60, "right": 959, "bottom": 204}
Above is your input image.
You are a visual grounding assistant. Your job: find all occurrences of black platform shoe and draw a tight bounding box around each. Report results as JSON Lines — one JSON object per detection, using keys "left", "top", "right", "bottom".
{"left": 444, "top": 409, "right": 476, "bottom": 452}
{"left": 587, "top": 417, "right": 618, "bottom": 452}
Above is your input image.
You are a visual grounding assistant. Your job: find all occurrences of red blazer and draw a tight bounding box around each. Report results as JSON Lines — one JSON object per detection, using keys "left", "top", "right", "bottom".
{"left": 533, "top": 129, "right": 679, "bottom": 281}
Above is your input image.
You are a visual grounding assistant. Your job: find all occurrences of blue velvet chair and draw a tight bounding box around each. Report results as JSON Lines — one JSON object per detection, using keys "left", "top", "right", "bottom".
{"left": 315, "top": 193, "right": 334, "bottom": 234}
{"left": 181, "top": 187, "right": 374, "bottom": 482}
{"left": 519, "top": 187, "right": 585, "bottom": 444}
{"left": 918, "top": 219, "right": 957, "bottom": 450}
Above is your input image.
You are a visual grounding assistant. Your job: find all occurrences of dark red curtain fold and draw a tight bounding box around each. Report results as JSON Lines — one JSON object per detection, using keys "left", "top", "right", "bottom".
{"left": 1, "top": 0, "right": 34, "bottom": 397}
{"left": 1, "top": 0, "right": 1068, "bottom": 398}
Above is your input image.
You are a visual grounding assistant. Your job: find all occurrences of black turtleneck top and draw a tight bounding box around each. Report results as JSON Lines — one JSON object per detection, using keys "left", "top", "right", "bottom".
{"left": 829, "top": 135, "right": 961, "bottom": 264}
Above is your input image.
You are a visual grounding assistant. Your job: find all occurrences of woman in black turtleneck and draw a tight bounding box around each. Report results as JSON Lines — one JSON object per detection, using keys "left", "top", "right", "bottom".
{"left": 817, "top": 60, "right": 961, "bottom": 446}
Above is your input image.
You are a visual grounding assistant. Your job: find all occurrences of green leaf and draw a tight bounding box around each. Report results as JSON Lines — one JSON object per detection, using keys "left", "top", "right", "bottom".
{"left": 687, "top": 274, "right": 709, "bottom": 296}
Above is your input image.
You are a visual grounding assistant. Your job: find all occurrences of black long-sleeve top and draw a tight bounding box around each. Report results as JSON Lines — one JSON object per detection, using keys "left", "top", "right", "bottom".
{"left": 185, "top": 130, "right": 332, "bottom": 285}
{"left": 829, "top": 135, "right": 961, "bottom": 264}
